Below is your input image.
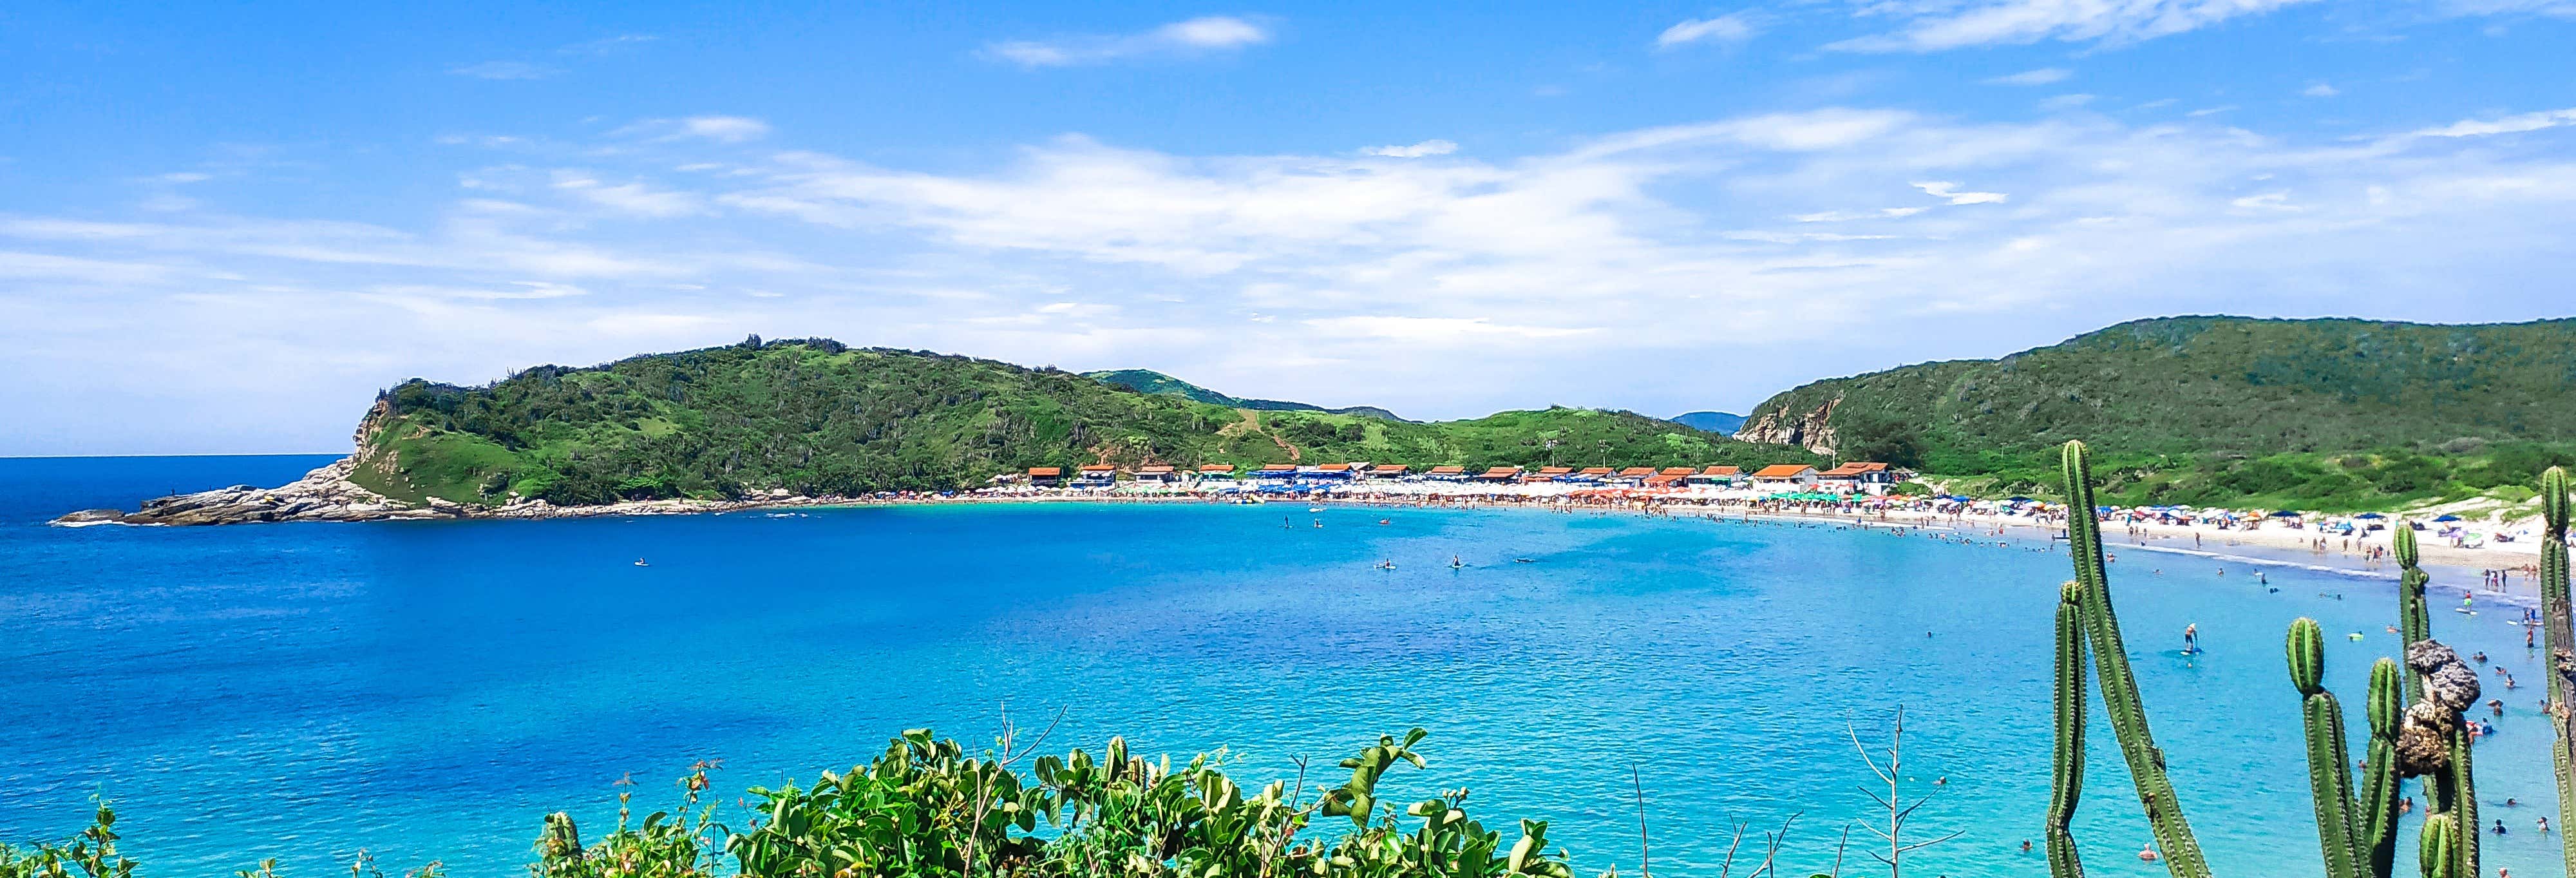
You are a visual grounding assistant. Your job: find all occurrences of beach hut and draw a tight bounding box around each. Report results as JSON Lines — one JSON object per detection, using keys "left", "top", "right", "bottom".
{"left": 1026, "top": 466, "right": 1065, "bottom": 488}
{"left": 1197, "top": 464, "right": 1240, "bottom": 481}
{"left": 1531, "top": 466, "right": 1575, "bottom": 482}
{"left": 1750, "top": 464, "right": 1819, "bottom": 488}
{"left": 1363, "top": 464, "right": 1409, "bottom": 480}
{"left": 1612, "top": 466, "right": 1657, "bottom": 486}
{"left": 1688, "top": 466, "right": 1741, "bottom": 488}
{"left": 1574, "top": 466, "right": 1615, "bottom": 483}
{"left": 1134, "top": 464, "right": 1178, "bottom": 484}
{"left": 1312, "top": 463, "right": 1355, "bottom": 480}
{"left": 1426, "top": 465, "right": 1469, "bottom": 481}
{"left": 1477, "top": 466, "right": 1524, "bottom": 482}
{"left": 1075, "top": 464, "right": 1118, "bottom": 486}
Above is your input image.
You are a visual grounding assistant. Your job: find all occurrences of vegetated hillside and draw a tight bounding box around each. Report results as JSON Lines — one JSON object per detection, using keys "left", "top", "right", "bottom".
{"left": 348, "top": 337, "right": 1819, "bottom": 506}
{"left": 1669, "top": 411, "right": 1745, "bottom": 434}
{"left": 1084, "top": 368, "right": 1406, "bottom": 421}
{"left": 1741, "top": 316, "right": 2576, "bottom": 509}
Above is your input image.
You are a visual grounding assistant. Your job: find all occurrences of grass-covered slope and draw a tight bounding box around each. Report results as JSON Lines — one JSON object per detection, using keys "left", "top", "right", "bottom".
{"left": 350, "top": 338, "right": 1817, "bottom": 506}
{"left": 1084, "top": 368, "right": 1406, "bottom": 421}
{"left": 1743, "top": 316, "right": 2576, "bottom": 508}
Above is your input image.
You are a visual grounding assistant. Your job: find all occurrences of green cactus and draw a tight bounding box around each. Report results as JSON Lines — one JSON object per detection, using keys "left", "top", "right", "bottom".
{"left": 2541, "top": 466, "right": 2575, "bottom": 878}
{"left": 2286, "top": 618, "right": 2361, "bottom": 878}
{"left": 2357, "top": 658, "right": 2403, "bottom": 878}
{"left": 2393, "top": 526, "right": 2431, "bottom": 704}
{"left": 2047, "top": 580, "right": 2087, "bottom": 878}
{"left": 2058, "top": 440, "right": 2211, "bottom": 878}
{"left": 2419, "top": 815, "right": 2459, "bottom": 878}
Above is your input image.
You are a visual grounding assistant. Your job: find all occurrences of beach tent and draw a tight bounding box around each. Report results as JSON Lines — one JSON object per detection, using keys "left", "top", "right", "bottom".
{"left": 2269, "top": 510, "right": 2302, "bottom": 517}
{"left": 2354, "top": 512, "right": 2385, "bottom": 519}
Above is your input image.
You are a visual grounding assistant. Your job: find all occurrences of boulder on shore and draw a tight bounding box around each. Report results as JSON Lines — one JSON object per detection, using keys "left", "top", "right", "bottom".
{"left": 52, "top": 457, "right": 453, "bottom": 526}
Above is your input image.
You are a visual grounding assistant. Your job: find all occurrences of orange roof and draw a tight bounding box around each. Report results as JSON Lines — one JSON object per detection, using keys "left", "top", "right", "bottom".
{"left": 1848, "top": 462, "right": 1889, "bottom": 471}
{"left": 1028, "top": 467, "right": 1063, "bottom": 476}
{"left": 1618, "top": 466, "right": 1657, "bottom": 477}
{"left": 1137, "top": 465, "right": 1175, "bottom": 474}
{"left": 1079, "top": 464, "right": 1117, "bottom": 472}
{"left": 1537, "top": 466, "right": 1574, "bottom": 475}
{"left": 1701, "top": 466, "right": 1741, "bottom": 476}
{"left": 1428, "top": 465, "right": 1466, "bottom": 474}
{"left": 1660, "top": 466, "right": 1696, "bottom": 476}
{"left": 1372, "top": 464, "right": 1410, "bottom": 473}
{"left": 1260, "top": 464, "right": 1296, "bottom": 472}
{"left": 1318, "top": 463, "right": 1350, "bottom": 472}
{"left": 1752, "top": 464, "right": 1815, "bottom": 478}
{"left": 1479, "top": 466, "right": 1523, "bottom": 477}
{"left": 1645, "top": 474, "right": 1684, "bottom": 486}
{"left": 1579, "top": 466, "right": 1615, "bottom": 475}
{"left": 1199, "top": 464, "right": 1237, "bottom": 473}
{"left": 1820, "top": 464, "right": 1864, "bottom": 477}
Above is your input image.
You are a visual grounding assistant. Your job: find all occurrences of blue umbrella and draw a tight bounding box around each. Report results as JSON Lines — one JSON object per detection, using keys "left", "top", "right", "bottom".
{"left": 2269, "top": 510, "right": 2302, "bottom": 517}
{"left": 2354, "top": 512, "right": 2385, "bottom": 519}
{"left": 2433, "top": 514, "right": 2462, "bottom": 522}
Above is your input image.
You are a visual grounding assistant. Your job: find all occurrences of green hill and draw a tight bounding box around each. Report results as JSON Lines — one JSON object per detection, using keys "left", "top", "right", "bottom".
{"left": 348, "top": 337, "right": 1819, "bottom": 506}
{"left": 1739, "top": 316, "right": 2576, "bottom": 508}
{"left": 1083, "top": 368, "right": 1406, "bottom": 421}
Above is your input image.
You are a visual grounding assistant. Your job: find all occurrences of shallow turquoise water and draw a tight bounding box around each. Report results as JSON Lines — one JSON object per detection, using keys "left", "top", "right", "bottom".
{"left": 0, "top": 456, "right": 2561, "bottom": 877}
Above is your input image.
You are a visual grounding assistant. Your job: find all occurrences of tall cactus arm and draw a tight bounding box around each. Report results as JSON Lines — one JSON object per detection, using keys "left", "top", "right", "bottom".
{"left": 2288, "top": 618, "right": 2362, "bottom": 878}
{"left": 2061, "top": 441, "right": 2211, "bottom": 878}
{"left": 2049, "top": 581, "right": 2088, "bottom": 878}
{"left": 2358, "top": 658, "right": 2404, "bottom": 878}
{"left": 2539, "top": 466, "right": 2575, "bottom": 878}
{"left": 2445, "top": 732, "right": 2476, "bottom": 878}
{"left": 2393, "top": 526, "right": 2431, "bottom": 705}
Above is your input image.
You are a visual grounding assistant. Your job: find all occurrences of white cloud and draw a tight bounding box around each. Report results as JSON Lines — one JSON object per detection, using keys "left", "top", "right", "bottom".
{"left": 2038, "top": 93, "right": 2096, "bottom": 111}
{"left": 679, "top": 116, "right": 771, "bottom": 143}
{"left": 16, "top": 98, "right": 2576, "bottom": 450}
{"left": 2304, "top": 82, "right": 2340, "bottom": 97}
{"left": 983, "top": 16, "right": 1273, "bottom": 68}
{"left": 1656, "top": 14, "right": 1759, "bottom": 48}
{"left": 551, "top": 172, "right": 705, "bottom": 217}
{"left": 1913, "top": 181, "right": 2009, "bottom": 205}
{"left": 1362, "top": 140, "right": 1459, "bottom": 158}
{"left": 2397, "top": 106, "right": 2576, "bottom": 139}
{"left": 448, "top": 61, "right": 558, "bottom": 80}
{"left": 1984, "top": 67, "right": 2072, "bottom": 86}
{"left": 1831, "top": 0, "right": 2320, "bottom": 52}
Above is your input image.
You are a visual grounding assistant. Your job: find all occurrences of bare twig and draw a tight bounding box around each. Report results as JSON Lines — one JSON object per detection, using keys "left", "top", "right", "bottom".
{"left": 1632, "top": 762, "right": 1653, "bottom": 878}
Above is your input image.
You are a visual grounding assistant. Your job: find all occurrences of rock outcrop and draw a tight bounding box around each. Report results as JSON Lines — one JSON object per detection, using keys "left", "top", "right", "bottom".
{"left": 57, "top": 457, "right": 454, "bottom": 526}
{"left": 1734, "top": 396, "right": 1840, "bottom": 456}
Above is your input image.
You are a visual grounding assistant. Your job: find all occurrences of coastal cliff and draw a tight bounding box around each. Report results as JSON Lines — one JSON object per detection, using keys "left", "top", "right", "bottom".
{"left": 1733, "top": 397, "right": 1839, "bottom": 457}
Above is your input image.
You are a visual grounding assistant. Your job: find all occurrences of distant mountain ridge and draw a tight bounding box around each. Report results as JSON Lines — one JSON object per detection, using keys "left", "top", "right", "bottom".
{"left": 1669, "top": 412, "right": 1745, "bottom": 434}
{"left": 1084, "top": 368, "right": 1408, "bottom": 421}
{"left": 1736, "top": 315, "right": 2576, "bottom": 472}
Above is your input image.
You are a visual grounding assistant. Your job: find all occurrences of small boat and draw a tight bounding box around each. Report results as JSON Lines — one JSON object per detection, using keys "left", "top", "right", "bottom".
{"left": 1307, "top": 507, "right": 1326, "bottom": 513}
{"left": 633, "top": 558, "right": 650, "bottom": 567}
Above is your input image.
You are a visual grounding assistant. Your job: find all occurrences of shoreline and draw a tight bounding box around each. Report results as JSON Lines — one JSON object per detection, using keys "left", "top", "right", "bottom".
{"left": 52, "top": 465, "right": 2555, "bottom": 598}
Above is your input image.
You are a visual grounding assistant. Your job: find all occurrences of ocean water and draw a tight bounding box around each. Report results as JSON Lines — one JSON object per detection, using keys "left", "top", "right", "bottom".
{"left": 0, "top": 455, "right": 2561, "bottom": 877}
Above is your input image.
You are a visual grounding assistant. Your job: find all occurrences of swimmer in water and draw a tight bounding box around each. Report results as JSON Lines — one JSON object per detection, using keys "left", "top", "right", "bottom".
{"left": 2183, "top": 623, "right": 2199, "bottom": 654}
{"left": 2137, "top": 845, "right": 2159, "bottom": 863}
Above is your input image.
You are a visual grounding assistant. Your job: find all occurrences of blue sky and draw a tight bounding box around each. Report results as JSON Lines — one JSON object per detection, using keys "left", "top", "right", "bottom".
{"left": 5, "top": 1, "right": 2574, "bottom": 454}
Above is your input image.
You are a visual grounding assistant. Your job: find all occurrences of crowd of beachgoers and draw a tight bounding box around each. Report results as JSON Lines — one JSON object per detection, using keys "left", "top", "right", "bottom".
{"left": 954, "top": 479, "right": 2551, "bottom": 591}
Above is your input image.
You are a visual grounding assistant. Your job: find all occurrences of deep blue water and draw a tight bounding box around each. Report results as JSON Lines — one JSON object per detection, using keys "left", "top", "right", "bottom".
{"left": 0, "top": 455, "right": 2561, "bottom": 877}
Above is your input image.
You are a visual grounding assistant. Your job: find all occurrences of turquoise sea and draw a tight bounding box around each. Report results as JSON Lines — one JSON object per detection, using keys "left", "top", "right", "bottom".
{"left": 0, "top": 455, "right": 2561, "bottom": 877}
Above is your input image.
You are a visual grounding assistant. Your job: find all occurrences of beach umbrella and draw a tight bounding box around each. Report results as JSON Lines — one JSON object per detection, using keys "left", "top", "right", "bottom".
{"left": 2269, "top": 510, "right": 2302, "bottom": 517}
{"left": 2433, "top": 514, "right": 2462, "bottom": 522}
{"left": 2354, "top": 512, "right": 2384, "bottom": 519}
